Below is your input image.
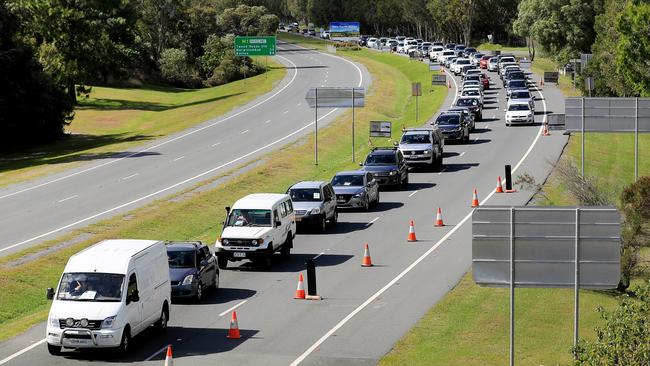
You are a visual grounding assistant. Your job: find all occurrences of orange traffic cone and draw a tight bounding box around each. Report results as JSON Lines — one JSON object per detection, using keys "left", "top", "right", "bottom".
{"left": 226, "top": 311, "right": 241, "bottom": 339}
{"left": 164, "top": 345, "right": 173, "bottom": 366}
{"left": 441, "top": 66, "right": 445, "bottom": 73}
{"left": 542, "top": 123, "right": 550, "bottom": 136}
{"left": 434, "top": 208, "right": 444, "bottom": 227}
{"left": 294, "top": 273, "right": 306, "bottom": 299}
{"left": 471, "top": 189, "right": 480, "bottom": 207}
{"left": 496, "top": 176, "right": 504, "bottom": 193}
{"left": 447, "top": 80, "right": 451, "bottom": 89}
{"left": 407, "top": 220, "right": 417, "bottom": 242}
{"left": 361, "top": 244, "right": 373, "bottom": 267}
{"left": 540, "top": 77, "right": 544, "bottom": 86}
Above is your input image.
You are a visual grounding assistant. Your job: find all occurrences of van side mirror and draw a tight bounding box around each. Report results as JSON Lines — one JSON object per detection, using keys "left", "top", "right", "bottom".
{"left": 46, "top": 288, "right": 54, "bottom": 300}
{"left": 275, "top": 220, "right": 281, "bottom": 228}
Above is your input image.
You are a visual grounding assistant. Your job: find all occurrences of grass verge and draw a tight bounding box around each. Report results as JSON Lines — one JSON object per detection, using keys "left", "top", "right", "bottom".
{"left": 0, "top": 59, "right": 285, "bottom": 188}
{"left": 0, "top": 33, "right": 447, "bottom": 341}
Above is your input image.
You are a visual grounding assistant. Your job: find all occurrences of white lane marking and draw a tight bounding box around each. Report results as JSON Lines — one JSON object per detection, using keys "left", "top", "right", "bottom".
{"left": 57, "top": 195, "right": 78, "bottom": 203}
{"left": 264, "top": 119, "right": 272, "bottom": 124}
{"left": 0, "top": 51, "right": 301, "bottom": 201}
{"left": 297, "top": 103, "right": 301, "bottom": 106}
{"left": 289, "top": 70, "right": 547, "bottom": 366}
{"left": 313, "top": 252, "right": 326, "bottom": 260}
{"left": 212, "top": 142, "right": 221, "bottom": 147}
{"left": 474, "top": 137, "right": 479, "bottom": 141}
{"left": 0, "top": 44, "right": 368, "bottom": 363}
{"left": 438, "top": 167, "right": 446, "bottom": 175}
{"left": 486, "top": 123, "right": 490, "bottom": 129}
{"left": 459, "top": 152, "right": 466, "bottom": 157}
{"left": 122, "top": 173, "right": 139, "bottom": 180}
{"left": 241, "top": 130, "right": 249, "bottom": 134}
{"left": 172, "top": 156, "right": 185, "bottom": 162}
{"left": 219, "top": 300, "right": 248, "bottom": 317}
{"left": 284, "top": 110, "right": 289, "bottom": 114}
{"left": 0, "top": 339, "right": 45, "bottom": 365}
{"left": 366, "top": 217, "right": 380, "bottom": 226}
{"left": 408, "top": 190, "right": 418, "bottom": 197}
{"left": 0, "top": 108, "right": 343, "bottom": 254}
{"left": 144, "top": 344, "right": 171, "bottom": 362}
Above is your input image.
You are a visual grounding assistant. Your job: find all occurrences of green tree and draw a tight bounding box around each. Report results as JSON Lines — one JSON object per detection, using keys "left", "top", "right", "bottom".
{"left": 286, "top": 0, "right": 308, "bottom": 24}
{"left": 615, "top": 1, "right": 650, "bottom": 97}
{"left": 12, "top": 0, "right": 138, "bottom": 103}
{"left": 135, "top": 0, "right": 190, "bottom": 64}
{"left": 0, "top": 0, "right": 73, "bottom": 150}
{"left": 217, "top": 4, "right": 279, "bottom": 35}
{"left": 159, "top": 47, "right": 200, "bottom": 86}
{"left": 574, "top": 280, "right": 650, "bottom": 365}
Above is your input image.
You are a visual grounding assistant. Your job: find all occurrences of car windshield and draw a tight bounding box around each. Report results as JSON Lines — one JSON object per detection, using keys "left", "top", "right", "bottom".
{"left": 509, "top": 104, "right": 531, "bottom": 111}
{"left": 465, "top": 76, "right": 480, "bottom": 82}
{"left": 509, "top": 80, "right": 527, "bottom": 88}
{"left": 512, "top": 91, "right": 531, "bottom": 99}
{"left": 57, "top": 273, "right": 124, "bottom": 302}
{"left": 437, "top": 114, "right": 460, "bottom": 125}
{"left": 227, "top": 209, "right": 272, "bottom": 227}
{"left": 289, "top": 188, "right": 322, "bottom": 202}
{"left": 457, "top": 59, "right": 470, "bottom": 64}
{"left": 401, "top": 133, "right": 431, "bottom": 144}
{"left": 332, "top": 174, "right": 364, "bottom": 186}
{"left": 365, "top": 153, "right": 396, "bottom": 165}
{"left": 463, "top": 90, "right": 480, "bottom": 96}
{"left": 167, "top": 250, "right": 196, "bottom": 268}
{"left": 456, "top": 98, "right": 478, "bottom": 106}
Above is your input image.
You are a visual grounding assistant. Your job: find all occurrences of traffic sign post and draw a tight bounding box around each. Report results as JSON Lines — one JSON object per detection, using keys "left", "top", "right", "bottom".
{"left": 234, "top": 36, "right": 276, "bottom": 56}
{"left": 412, "top": 82, "right": 422, "bottom": 124}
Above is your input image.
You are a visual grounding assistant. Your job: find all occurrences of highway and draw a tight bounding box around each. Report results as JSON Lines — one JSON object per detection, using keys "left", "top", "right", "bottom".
{"left": 0, "top": 52, "right": 569, "bottom": 365}
{"left": 0, "top": 41, "right": 370, "bottom": 257}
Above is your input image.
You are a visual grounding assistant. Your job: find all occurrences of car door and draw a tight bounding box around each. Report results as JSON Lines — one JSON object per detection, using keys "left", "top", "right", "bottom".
{"left": 196, "top": 248, "right": 208, "bottom": 287}
{"left": 125, "top": 272, "right": 143, "bottom": 334}
{"left": 365, "top": 173, "right": 377, "bottom": 201}
{"left": 322, "top": 185, "right": 334, "bottom": 219}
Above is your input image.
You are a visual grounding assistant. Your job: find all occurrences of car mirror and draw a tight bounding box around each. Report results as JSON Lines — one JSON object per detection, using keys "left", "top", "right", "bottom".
{"left": 199, "top": 259, "right": 209, "bottom": 268}
{"left": 46, "top": 287, "right": 54, "bottom": 300}
{"left": 503, "top": 109, "right": 507, "bottom": 112}
{"left": 358, "top": 162, "right": 363, "bottom": 166}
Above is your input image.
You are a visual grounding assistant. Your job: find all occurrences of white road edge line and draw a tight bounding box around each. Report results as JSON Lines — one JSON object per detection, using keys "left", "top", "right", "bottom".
{"left": 459, "top": 152, "right": 466, "bottom": 157}
{"left": 122, "top": 173, "right": 139, "bottom": 180}
{"left": 212, "top": 142, "right": 221, "bottom": 147}
{"left": 0, "top": 46, "right": 364, "bottom": 254}
{"left": 219, "top": 300, "right": 248, "bottom": 317}
{"left": 172, "top": 156, "right": 185, "bottom": 162}
{"left": 57, "top": 195, "right": 78, "bottom": 203}
{"left": 264, "top": 120, "right": 272, "bottom": 124}
{"left": 0, "top": 50, "right": 302, "bottom": 201}
{"left": 0, "top": 339, "right": 45, "bottom": 365}
{"left": 0, "top": 40, "right": 367, "bottom": 363}
{"left": 289, "top": 69, "right": 546, "bottom": 366}
{"left": 366, "top": 217, "right": 380, "bottom": 226}
{"left": 241, "top": 130, "right": 249, "bottom": 134}
{"left": 408, "top": 190, "right": 418, "bottom": 198}
{"left": 144, "top": 344, "right": 171, "bottom": 362}
{"left": 313, "top": 252, "right": 326, "bottom": 260}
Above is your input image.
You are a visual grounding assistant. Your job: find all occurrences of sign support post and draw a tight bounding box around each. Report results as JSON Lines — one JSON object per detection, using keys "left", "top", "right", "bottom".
{"left": 635, "top": 98, "right": 639, "bottom": 182}
{"left": 352, "top": 91, "right": 356, "bottom": 162}
{"left": 574, "top": 208, "right": 580, "bottom": 356}
{"left": 315, "top": 88, "right": 318, "bottom": 165}
{"left": 581, "top": 97, "right": 585, "bottom": 177}
{"left": 509, "top": 207, "right": 515, "bottom": 366}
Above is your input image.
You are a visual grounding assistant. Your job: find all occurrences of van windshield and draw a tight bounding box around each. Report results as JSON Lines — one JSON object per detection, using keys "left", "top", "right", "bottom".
{"left": 57, "top": 273, "right": 124, "bottom": 302}
{"left": 401, "top": 133, "right": 431, "bottom": 144}
{"left": 227, "top": 209, "right": 272, "bottom": 227}
{"left": 289, "top": 188, "right": 322, "bottom": 202}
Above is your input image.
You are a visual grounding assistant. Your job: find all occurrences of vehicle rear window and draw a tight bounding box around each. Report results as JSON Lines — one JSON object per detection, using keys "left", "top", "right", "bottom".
{"left": 365, "top": 153, "right": 397, "bottom": 165}
{"left": 511, "top": 91, "right": 531, "bottom": 99}
{"left": 509, "top": 80, "right": 527, "bottom": 88}
{"left": 289, "top": 188, "right": 322, "bottom": 202}
{"left": 457, "top": 59, "right": 470, "bottom": 65}
{"left": 332, "top": 174, "right": 364, "bottom": 186}
{"left": 456, "top": 98, "right": 479, "bottom": 107}
{"left": 436, "top": 114, "right": 460, "bottom": 125}
{"left": 168, "top": 250, "right": 196, "bottom": 268}
{"left": 508, "top": 104, "right": 530, "bottom": 111}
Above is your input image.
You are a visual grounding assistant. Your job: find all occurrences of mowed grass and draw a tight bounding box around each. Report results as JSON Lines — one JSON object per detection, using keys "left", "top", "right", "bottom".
{"left": 0, "top": 60, "right": 285, "bottom": 188}
{"left": 476, "top": 42, "right": 528, "bottom": 52}
{"left": 0, "top": 33, "right": 448, "bottom": 341}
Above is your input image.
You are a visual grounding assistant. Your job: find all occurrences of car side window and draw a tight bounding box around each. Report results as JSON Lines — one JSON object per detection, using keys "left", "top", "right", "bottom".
{"left": 286, "top": 200, "right": 293, "bottom": 213}
{"left": 196, "top": 247, "right": 206, "bottom": 263}
{"left": 127, "top": 273, "right": 138, "bottom": 304}
{"left": 201, "top": 246, "right": 211, "bottom": 258}
{"left": 322, "top": 187, "right": 331, "bottom": 201}
{"left": 274, "top": 209, "right": 280, "bottom": 223}
{"left": 279, "top": 202, "right": 287, "bottom": 217}
{"left": 327, "top": 185, "right": 336, "bottom": 200}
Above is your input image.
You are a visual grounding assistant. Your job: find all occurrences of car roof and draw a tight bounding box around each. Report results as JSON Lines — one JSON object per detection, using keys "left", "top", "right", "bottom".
{"left": 335, "top": 170, "right": 366, "bottom": 176}
{"left": 369, "top": 149, "right": 396, "bottom": 155}
{"left": 233, "top": 193, "right": 289, "bottom": 210}
{"left": 289, "top": 181, "right": 327, "bottom": 189}
{"left": 508, "top": 101, "right": 530, "bottom": 106}
{"left": 403, "top": 129, "right": 431, "bottom": 135}
{"left": 166, "top": 241, "right": 202, "bottom": 251}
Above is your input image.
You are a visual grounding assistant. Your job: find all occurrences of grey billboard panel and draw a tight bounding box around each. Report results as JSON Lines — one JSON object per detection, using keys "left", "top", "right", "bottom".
{"left": 305, "top": 87, "right": 365, "bottom": 108}
{"left": 565, "top": 97, "right": 650, "bottom": 132}
{"left": 472, "top": 206, "right": 620, "bottom": 289}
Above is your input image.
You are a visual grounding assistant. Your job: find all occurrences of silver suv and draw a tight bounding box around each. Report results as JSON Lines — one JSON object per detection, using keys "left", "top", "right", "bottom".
{"left": 398, "top": 128, "right": 444, "bottom": 170}
{"left": 287, "top": 181, "right": 337, "bottom": 232}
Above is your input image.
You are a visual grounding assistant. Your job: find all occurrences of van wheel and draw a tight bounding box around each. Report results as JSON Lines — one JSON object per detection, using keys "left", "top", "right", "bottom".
{"left": 281, "top": 237, "right": 291, "bottom": 258}
{"left": 217, "top": 256, "right": 228, "bottom": 270}
{"left": 263, "top": 249, "right": 273, "bottom": 269}
{"left": 156, "top": 307, "right": 168, "bottom": 331}
{"left": 118, "top": 328, "right": 131, "bottom": 355}
{"left": 319, "top": 216, "right": 327, "bottom": 232}
{"left": 47, "top": 343, "right": 62, "bottom": 355}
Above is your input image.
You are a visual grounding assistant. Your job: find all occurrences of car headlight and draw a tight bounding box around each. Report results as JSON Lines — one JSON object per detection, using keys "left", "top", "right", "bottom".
{"left": 101, "top": 316, "right": 116, "bottom": 329}
{"left": 310, "top": 207, "right": 321, "bottom": 215}
{"left": 222, "top": 239, "right": 229, "bottom": 246}
{"left": 424, "top": 149, "right": 431, "bottom": 154}
{"left": 389, "top": 170, "right": 398, "bottom": 176}
{"left": 182, "top": 274, "right": 194, "bottom": 285}
{"left": 49, "top": 315, "right": 59, "bottom": 327}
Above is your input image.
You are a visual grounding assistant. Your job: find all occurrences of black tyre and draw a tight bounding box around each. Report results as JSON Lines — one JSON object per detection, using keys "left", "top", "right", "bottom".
{"left": 328, "top": 210, "right": 338, "bottom": 226}
{"left": 364, "top": 197, "right": 370, "bottom": 211}
{"left": 436, "top": 155, "right": 443, "bottom": 169}
{"left": 212, "top": 270, "right": 219, "bottom": 290}
{"left": 403, "top": 173, "right": 409, "bottom": 186}
{"left": 281, "top": 235, "right": 292, "bottom": 258}
{"left": 118, "top": 328, "right": 131, "bottom": 355}
{"left": 195, "top": 282, "right": 203, "bottom": 302}
{"left": 47, "top": 343, "right": 62, "bottom": 356}
{"left": 374, "top": 191, "right": 380, "bottom": 205}
{"left": 318, "top": 215, "right": 327, "bottom": 232}
{"left": 217, "top": 256, "right": 228, "bottom": 270}
{"left": 155, "top": 307, "right": 168, "bottom": 331}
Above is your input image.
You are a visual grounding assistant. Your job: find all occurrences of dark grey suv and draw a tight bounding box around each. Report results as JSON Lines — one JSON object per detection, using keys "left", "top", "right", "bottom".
{"left": 359, "top": 147, "right": 409, "bottom": 188}
{"left": 166, "top": 241, "right": 218, "bottom": 302}
{"left": 287, "top": 181, "right": 338, "bottom": 232}
{"left": 331, "top": 171, "right": 379, "bottom": 210}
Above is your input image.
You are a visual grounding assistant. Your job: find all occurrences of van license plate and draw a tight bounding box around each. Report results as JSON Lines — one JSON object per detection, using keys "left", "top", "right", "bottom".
{"left": 233, "top": 252, "right": 246, "bottom": 258}
{"left": 63, "top": 338, "right": 90, "bottom": 346}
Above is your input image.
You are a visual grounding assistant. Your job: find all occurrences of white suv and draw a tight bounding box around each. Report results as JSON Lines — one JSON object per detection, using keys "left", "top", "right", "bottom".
{"left": 505, "top": 101, "right": 534, "bottom": 126}
{"left": 215, "top": 194, "right": 296, "bottom": 269}
{"left": 452, "top": 58, "right": 471, "bottom": 75}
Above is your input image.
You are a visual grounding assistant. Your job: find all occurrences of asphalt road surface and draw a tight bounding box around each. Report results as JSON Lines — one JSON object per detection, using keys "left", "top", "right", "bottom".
{"left": 0, "top": 54, "right": 569, "bottom": 366}
{"left": 0, "top": 41, "right": 371, "bottom": 257}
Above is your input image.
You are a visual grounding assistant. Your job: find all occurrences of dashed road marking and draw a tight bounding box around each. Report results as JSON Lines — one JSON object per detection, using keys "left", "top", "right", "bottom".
{"left": 408, "top": 190, "right": 418, "bottom": 197}
{"left": 366, "top": 217, "right": 380, "bottom": 226}
{"left": 313, "top": 251, "right": 326, "bottom": 260}
{"left": 57, "top": 195, "right": 78, "bottom": 203}
{"left": 122, "top": 173, "right": 139, "bottom": 180}
{"left": 264, "top": 119, "right": 272, "bottom": 124}
{"left": 173, "top": 156, "right": 185, "bottom": 162}
{"left": 459, "top": 152, "right": 466, "bottom": 157}
{"left": 241, "top": 130, "right": 249, "bottom": 134}
{"left": 212, "top": 142, "right": 221, "bottom": 147}
{"left": 219, "top": 300, "right": 248, "bottom": 317}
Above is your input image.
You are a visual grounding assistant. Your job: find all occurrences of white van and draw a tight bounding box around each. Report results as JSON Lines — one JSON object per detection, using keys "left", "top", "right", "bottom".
{"left": 215, "top": 194, "right": 296, "bottom": 270}
{"left": 45, "top": 240, "right": 170, "bottom": 355}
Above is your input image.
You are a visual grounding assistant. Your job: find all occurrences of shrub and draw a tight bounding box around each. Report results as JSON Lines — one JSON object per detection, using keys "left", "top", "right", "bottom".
{"left": 159, "top": 48, "right": 201, "bottom": 87}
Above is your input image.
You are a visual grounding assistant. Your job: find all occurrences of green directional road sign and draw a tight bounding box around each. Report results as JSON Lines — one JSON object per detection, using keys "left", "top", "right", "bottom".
{"left": 234, "top": 36, "right": 276, "bottom": 56}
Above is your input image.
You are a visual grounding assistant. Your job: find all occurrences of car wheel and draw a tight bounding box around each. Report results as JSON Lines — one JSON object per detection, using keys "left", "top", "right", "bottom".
{"left": 47, "top": 344, "right": 62, "bottom": 355}
{"left": 118, "top": 328, "right": 131, "bottom": 355}
{"left": 437, "top": 155, "right": 443, "bottom": 169}
{"left": 375, "top": 191, "right": 380, "bottom": 205}
{"left": 319, "top": 215, "right": 327, "bottom": 232}
{"left": 403, "top": 173, "right": 409, "bottom": 187}
{"left": 195, "top": 282, "right": 203, "bottom": 302}
{"left": 264, "top": 248, "right": 273, "bottom": 269}
{"left": 212, "top": 270, "right": 219, "bottom": 290}
{"left": 281, "top": 235, "right": 292, "bottom": 258}
{"left": 364, "top": 197, "right": 370, "bottom": 211}
{"left": 329, "top": 210, "right": 338, "bottom": 226}
{"left": 156, "top": 307, "right": 168, "bottom": 331}
{"left": 217, "top": 256, "right": 228, "bottom": 270}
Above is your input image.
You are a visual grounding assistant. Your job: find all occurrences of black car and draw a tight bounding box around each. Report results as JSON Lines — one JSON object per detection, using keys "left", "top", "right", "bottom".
{"left": 358, "top": 35, "right": 369, "bottom": 46}
{"left": 503, "top": 70, "right": 526, "bottom": 87}
{"left": 455, "top": 96, "right": 483, "bottom": 121}
{"left": 434, "top": 112, "right": 470, "bottom": 142}
{"left": 463, "top": 47, "right": 477, "bottom": 57}
{"left": 360, "top": 147, "right": 409, "bottom": 188}
{"left": 166, "top": 241, "right": 219, "bottom": 302}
